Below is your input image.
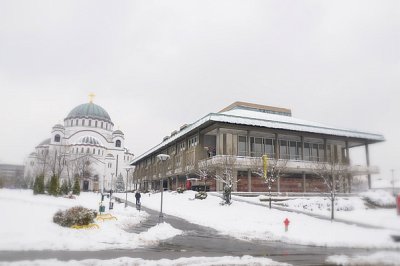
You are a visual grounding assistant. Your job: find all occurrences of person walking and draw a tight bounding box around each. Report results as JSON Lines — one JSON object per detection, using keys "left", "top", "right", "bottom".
{"left": 135, "top": 190, "right": 141, "bottom": 205}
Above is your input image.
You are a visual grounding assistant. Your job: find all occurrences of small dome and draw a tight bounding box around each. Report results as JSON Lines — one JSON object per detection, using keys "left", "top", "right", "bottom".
{"left": 76, "top": 136, "right": 104, "bottom": 147}
{"left": 38, "top": 138, "right": 51, "bottom": 146}
{"left": 105, "top": 153, "right": 115, "bottom": 159}
{"left": 113, "top": 130, "right": 124, "bottom": 135}
{"left": 53, "top": 124, "right": 65, "bottom": 129}
{"left": 66, "top": 102, "right": 112, "bottom": 123}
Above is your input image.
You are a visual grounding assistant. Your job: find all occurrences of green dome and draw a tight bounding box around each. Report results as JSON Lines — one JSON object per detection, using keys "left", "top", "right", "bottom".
{"left": 66, "top": 103, "right": 112, "bottom": 122}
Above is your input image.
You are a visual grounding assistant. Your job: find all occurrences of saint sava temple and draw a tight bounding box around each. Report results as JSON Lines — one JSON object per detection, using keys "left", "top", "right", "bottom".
{"left": 24, "top": 99, "right": 384, "bottom": 193}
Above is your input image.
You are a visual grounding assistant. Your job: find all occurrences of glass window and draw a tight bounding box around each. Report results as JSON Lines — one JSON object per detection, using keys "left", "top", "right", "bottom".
{"left": 311, "top": 144, "right": 319, "bottom": 161}
{"left": 54, "top": 134, "right": 60, "bottom": 143}
{"left": 263, "top": 138, "right": 274, "bottom": 157}
{"left": 116, "top": 140, "right": 121, "bottom": 148}
{"left": 304, "top": 143, "right": 310, "bottom": 161}
{"left": 89, "top": 120, "right": 92, "bottom": 126}
{"left": 289, "top": 141, "right": 297, "bottom": 160}
{"left": 238, "top": 136, "right": 247, "bottom": 156}
{"left": 318, "top": 144, "right": 325, "bottom": 161}
{"left": 82, "top": 120, "right": 85, "bottom": 126}
{"left": 101, "top": 122, "right": 103, "bottom": 128}
{"left": 76, "top": 119, "right": 78, "bottom": 126}
{"left": 95, "top": 121, "right": 98, "bottom": 127}
{"left": 279, "top": 140, "right": 289, "bottom": 159}
{"left": 250, "top": 137, "right": 263, "bottom": 157}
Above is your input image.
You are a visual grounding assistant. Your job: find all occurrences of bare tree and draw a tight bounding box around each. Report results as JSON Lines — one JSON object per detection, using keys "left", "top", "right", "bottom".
{"left": 196, "top": 158, "right": 213, "bottom": 192}
{"left": 251, "top": 156, "right": 288, "bottom": 209}
{"left": 313, "top": 160, "right": 350, "bottom": 220}
{"left": 214, "top": 156, "right": 238, "bottom": 205}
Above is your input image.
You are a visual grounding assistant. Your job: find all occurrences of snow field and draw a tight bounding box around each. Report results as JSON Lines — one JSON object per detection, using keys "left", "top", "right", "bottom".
{"left": 0, "top": 189, "right": 182, "bottom": 251}
{"left": 129, "top": 190, "right": 400, "bottom": 248}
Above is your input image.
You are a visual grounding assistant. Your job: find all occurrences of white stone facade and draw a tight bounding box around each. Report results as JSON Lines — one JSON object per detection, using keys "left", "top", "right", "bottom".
{"left": 24, "top": 101, "right": 134, "bottom": 192}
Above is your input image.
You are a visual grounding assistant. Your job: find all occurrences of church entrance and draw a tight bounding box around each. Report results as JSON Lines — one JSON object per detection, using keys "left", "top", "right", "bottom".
{"left": 83, "top": 180, "right": 89, "bottom": 191}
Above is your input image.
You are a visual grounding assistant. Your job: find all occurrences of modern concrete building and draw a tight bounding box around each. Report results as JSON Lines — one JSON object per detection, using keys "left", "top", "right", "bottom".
{"left": 24, "top": 97, "right": 134, "bottom": 191}
{"left": 0, "top": 164, "right": 25, "bottom": 187}
{"left": 131, "top": 102, "right": 384, "bottom": 193}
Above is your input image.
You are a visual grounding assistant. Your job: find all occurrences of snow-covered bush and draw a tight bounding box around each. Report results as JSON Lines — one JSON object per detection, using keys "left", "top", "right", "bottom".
{"left": 360, "top": 190, "right": 396, "bottom": 208}
{"left": 195, "top": 191, "right": 207, "bottom": 200}
{"left": 176, "top": 187, "right": 185, "bottom": 193}
{"left": 280, "top": 197, "right": 365, "bottom": 212}
{"left": 53, "top": 206, "right": 97, "bottom": 227}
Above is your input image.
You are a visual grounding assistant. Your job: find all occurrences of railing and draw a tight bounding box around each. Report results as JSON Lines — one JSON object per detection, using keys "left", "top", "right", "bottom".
{"left": 198, "top": 155, "right": 379, "bottom": 175}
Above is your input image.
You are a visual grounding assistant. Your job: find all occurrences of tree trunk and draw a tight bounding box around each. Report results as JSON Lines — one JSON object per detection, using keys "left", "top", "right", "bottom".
{"left": 331, "top": 197, "right": 335, "bottom": 220}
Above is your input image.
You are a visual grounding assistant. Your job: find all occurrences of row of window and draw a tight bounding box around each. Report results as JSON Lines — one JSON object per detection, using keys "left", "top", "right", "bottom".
{"left": 239, "top": 136, "right": 337, "bottom": 162}
{"left": 71, "top": 147, "right": 105, "bottom": 155}
{"left": 66, "top": 119, "right": 113, "bottom": 130}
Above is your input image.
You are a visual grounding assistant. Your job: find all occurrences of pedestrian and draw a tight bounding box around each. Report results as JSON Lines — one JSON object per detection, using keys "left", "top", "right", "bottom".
{"left": 135, "top": 190, "right": 141, "bottom": 205}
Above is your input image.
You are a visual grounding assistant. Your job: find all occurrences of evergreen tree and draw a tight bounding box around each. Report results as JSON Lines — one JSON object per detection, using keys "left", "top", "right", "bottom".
{"left": 72, "top": 178, "right": 80, "bottom": 195}
{"left": 49, "top": 175, "right": 60, "bottom": 196}
{"left": 33, "top": 175, "right": 45, "bottom": 195}
{"left": 67, "top": 178, "right": 72, "bottom": 193}
{"left": 45, "top": 178, "right": 51, "bottom": 193}
{"left": 60, "top": 179, "right": 69, "bottom": 195}
{"left": 115, "top": 174, "right": 125, "bottom": 192}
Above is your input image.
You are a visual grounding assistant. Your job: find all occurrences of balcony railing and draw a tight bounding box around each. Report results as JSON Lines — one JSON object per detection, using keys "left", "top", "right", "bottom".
{"left": 198, "top": 155, "right": 379, "bottom": 175}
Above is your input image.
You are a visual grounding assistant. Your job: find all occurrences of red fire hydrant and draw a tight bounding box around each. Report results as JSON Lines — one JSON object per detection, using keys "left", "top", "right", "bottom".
{"left": 396, "top": 194, "right": 400, "bottom": 216}
{"left": 284, "top": 218, "right": 290, "bottom": 232}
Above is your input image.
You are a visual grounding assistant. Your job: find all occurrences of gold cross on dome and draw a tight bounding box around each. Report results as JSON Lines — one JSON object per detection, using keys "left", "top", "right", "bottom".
{"left": 89, "top": 93, "right": 96, "bottom": 103}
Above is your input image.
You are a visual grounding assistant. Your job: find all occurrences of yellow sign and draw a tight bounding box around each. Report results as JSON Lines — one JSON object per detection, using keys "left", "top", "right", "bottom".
{"left": 262, "top": 155, "right": 268, "bottom": 179}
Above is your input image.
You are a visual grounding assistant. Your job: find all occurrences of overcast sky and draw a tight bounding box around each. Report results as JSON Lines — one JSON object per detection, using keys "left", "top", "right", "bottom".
{"left": 0, "top": 0, "right": 399, "bottom": 181}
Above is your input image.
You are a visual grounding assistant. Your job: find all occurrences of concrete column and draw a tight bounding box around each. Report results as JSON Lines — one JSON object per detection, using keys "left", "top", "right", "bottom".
{"left": 345, "top": 140, "right": 350, "bottom": 164}
{"left": 247, "top": 169, "right": 251, "bottom": 192}
{"left": 275, "top": 133, "right": 279, "bottom": 160}
{"left": 365, "top": 143, "right": 371, "bottom": 189}
{"left": 324, "top": 139, "right": 328, "bottom": 162}
{"left": 303, "top": 171, "right": 306, "bottom": 194}
{"left": 246, "top": 130, "right": 250, "bottom": 156}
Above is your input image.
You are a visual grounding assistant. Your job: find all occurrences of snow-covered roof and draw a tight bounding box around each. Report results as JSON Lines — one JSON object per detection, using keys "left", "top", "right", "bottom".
{"left": 131, "top": 108, "right": 384, "bottom": 164}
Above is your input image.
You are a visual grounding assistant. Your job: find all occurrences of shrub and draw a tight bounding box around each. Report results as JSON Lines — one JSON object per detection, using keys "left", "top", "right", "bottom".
{"left": 177, "top": 187, "right": 185, "bottom": 193}
{"left": 53, "top": 206, "right": 97, "bottom": 227}
{"left": 33, "top": 175, "right": 45, "bottom": 195}
{"left": 72, "top": 178, "right": 80, "bottom": 195}
{"left": 195, "top": 191, "right": 207, "bottom": 200}
{"left": 49, "top": 175, "right": 60, "bottom": 196}
{"left": 60, "top": 179, "right": 69, "bottom": 195}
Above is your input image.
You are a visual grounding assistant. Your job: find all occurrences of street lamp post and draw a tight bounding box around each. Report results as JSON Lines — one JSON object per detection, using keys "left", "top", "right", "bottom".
{"left": 157, "top": 154, "right": 170, "bottom": 223}
{"left": 124, "top": 167, "right": 133, "bottom": 208}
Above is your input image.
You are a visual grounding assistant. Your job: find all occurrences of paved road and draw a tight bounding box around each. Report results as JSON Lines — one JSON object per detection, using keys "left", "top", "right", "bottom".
{"left": 0, "top": 197, "right": 382, "bottom": 266}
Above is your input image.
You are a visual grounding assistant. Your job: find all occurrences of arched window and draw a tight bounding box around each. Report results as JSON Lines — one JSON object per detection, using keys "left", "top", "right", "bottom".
{"left": 116, "top": 140, "right": 121, "bottom": 147}
{"left": 54, "top": 134, "right": 60, "bottom": 142}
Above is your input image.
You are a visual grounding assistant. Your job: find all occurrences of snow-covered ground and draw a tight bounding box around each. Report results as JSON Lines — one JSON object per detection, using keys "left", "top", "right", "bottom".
{"left": 0, "top": 256, "right": 290, "bottom": 266}
{"left": 250, "top": 190, "right": 400, "bottom": 231}
{"left": 0, "top": 189, "right": 182, "bottom": 251}
{"left": 326, "top": 251, "right": 400, "bottom": 266}
{"left": 123, "top": 190, "right": 400, "bottom": 248}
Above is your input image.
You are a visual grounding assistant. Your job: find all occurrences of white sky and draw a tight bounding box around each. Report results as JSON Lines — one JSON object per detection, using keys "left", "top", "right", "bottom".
{"left": 0, "top": 0, "right": 399, "bottom": 180}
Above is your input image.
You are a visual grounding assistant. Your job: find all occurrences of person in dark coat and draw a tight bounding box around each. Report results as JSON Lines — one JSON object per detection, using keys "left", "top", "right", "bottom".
{"left": 135, "top": 191, "right": 141, "bottom": 205}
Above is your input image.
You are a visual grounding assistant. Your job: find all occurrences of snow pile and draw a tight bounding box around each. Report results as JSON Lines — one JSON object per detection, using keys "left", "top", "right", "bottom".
{"left": 279, "top": 197, "right": 366, "bottom": 213}
{"left": 326, "top": 251, "right": 400, "bottom": 265}
{"left": 0, "top": 255, "right": 290, "bottom": 266}
{"left": 123, "top": 191, "right": 400, "bottom": 248}
{"left": 0, "top": 189, "right": 182, "bottom": 251}
{"left": 360, "top": 190, "right": 396, "bottom": 208}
